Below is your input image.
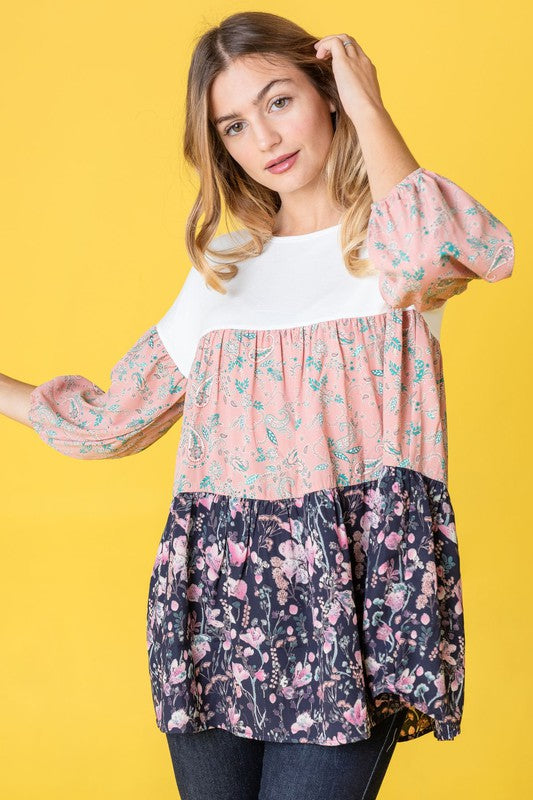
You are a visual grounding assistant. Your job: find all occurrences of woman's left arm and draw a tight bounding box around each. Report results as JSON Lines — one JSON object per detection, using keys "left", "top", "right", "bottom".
{"left": 314, "top": 34, "right": 515, "bottom": 310}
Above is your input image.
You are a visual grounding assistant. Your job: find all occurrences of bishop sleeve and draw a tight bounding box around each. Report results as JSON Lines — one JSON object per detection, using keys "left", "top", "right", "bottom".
{"left": 366, "top": 166, "right": 515, "bottom": 311}
{"left": 28, "top": 325, "right": 187, "bottom": 459}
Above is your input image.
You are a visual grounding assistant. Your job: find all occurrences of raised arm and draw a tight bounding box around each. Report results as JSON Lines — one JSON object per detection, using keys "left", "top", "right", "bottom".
{"left": 1, "top": 325, "right": 187, "bottom": 459}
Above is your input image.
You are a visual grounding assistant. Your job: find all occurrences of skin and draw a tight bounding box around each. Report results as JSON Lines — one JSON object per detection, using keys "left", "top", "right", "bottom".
{"left": 209, "top": 56, "right": 343, "bottom": 236}
{"left": 209, "top": 34, "right": 419, "bottom": 235}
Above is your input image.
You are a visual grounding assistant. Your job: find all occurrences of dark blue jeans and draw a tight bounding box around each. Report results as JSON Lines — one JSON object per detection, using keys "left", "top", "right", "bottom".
{"left": 165, "top": 707, "right": 408, "bottom": 800}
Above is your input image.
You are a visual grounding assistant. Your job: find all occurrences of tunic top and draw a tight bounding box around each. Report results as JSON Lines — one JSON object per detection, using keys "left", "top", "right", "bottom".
{"left": 28, "top": 166, "right": 515, "bottom": 745}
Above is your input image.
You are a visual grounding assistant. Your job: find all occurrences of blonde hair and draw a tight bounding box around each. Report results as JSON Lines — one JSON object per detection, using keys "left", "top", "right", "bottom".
{"left": 183, "top": 11, "right": 377, "bottom": 293}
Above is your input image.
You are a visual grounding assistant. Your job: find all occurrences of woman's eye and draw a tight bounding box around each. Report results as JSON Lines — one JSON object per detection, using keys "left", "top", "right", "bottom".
{"left": 223, "top": 96, "right": 292, "bottom": 137}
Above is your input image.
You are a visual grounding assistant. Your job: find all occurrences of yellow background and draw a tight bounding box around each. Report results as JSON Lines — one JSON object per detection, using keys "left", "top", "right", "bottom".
{"left": 1, "top": 2, "right": 530, "bottom": 798}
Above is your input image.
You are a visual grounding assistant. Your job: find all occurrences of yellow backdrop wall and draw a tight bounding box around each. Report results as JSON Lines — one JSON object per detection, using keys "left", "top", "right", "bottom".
{"left": 1, "top": 2, "right": 529, "bottom": 798}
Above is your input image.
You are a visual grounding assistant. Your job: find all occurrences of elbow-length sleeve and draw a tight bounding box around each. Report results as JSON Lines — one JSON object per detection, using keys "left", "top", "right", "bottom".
{"left": 28, "top": 325, "right": 187, "bottom": 459}
{"left": 366, "top": 166, "right": 515, "bottom": 311}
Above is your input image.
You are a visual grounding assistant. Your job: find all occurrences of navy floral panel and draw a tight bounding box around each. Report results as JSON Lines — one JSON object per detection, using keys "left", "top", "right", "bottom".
{"left": 146, "top": 465, "right": 464, "bottom": 745}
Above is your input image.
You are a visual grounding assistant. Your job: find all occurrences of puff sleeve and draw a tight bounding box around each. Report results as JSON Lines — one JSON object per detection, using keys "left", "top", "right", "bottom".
{"left": 28, "top": 325, "right": 187, "bottom": 459}
{"left": 366, "top": 166, "right": 515, "bottom": 311}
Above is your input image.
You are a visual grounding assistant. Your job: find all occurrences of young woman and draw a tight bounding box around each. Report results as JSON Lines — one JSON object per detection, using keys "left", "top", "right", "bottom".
{"left": 0, "top": 11, "right": 515, "bottom": 800}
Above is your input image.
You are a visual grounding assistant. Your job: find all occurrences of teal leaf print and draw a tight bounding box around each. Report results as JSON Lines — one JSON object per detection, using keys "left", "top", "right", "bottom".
{"left": 308, "top": 375, "right": 328, "bottom": 391}
{"left": 266, "top": 428, "right": 278, "bottom": 446}
{"left": 235, "top": 378, "right": 249, "bottom": 394}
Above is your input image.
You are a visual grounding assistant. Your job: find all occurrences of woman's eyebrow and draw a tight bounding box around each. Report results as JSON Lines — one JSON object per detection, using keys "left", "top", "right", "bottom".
{"left": 212, "top": 78, "right": 295, "bottom": 126}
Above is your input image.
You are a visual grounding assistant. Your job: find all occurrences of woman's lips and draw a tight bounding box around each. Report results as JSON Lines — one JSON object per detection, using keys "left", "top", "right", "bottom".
{"left": 266, "top": 151, "right": 300, "bottom": 174}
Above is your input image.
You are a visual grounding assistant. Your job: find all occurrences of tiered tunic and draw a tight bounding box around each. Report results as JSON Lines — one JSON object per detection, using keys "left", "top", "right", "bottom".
{"left": 28, "top": 167, "right": 515, "bottom": 745}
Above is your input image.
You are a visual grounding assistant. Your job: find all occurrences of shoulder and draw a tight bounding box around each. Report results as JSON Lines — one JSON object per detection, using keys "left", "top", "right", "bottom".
{"left": 156, "top": 229, "right": 251, "bottom": 376}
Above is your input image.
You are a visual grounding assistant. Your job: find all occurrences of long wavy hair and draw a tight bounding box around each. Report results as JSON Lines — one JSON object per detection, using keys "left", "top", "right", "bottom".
{"left": 183, "top": 11, "right": 377, "bottom": 293}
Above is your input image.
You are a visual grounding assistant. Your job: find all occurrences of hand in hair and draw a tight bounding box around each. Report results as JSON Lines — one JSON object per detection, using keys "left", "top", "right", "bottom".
{"left": 313, "top": 34, "right": 384, "bottom": 119}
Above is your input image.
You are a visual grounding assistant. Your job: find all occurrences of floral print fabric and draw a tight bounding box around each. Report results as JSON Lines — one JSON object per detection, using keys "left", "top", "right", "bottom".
{"left": 367, "top": 167, "right": 514, "bottom": 311}
{"left": 146, "top": 464, "right": 463, "bottom": 744}
{"left": 28, "top": 326, "right": 187, "bottom": 458}
{"left": 169, "top": 308, "right": 447, "bottom": 502}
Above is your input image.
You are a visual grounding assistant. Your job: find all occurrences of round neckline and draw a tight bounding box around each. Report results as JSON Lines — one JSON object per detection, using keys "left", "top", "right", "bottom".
{"left": 270, "top": 222, "right": 341, "bottom": 241}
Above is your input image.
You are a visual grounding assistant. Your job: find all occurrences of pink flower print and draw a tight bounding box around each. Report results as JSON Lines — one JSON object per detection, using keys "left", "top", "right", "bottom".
{"left": 439, "top": 639, "right": 458, "bottom": 665}
{"left": 278, "top": 540, "right": 308, "bottom": 583}
{"left": 186, "top": 583, "right": 202, "bottom": 601}
{"left": 191, "top": 636, "right": 211, "bottom": 665}
{"left": 154, "top": 539, "right": 169, "bottom": 569}
{"left": 364, "top": 656, "right": 381, "bottom": 676}
{"left": 304, "top": 537, "right": 319, "bottom": 576}
{"left": 228, "top": 538, "right": 248, "bottom": 566}
{"left": 384, "top": 531, "right": 403, "bottom": 549}
{"left": 422, "top": 570, "right": 436, "bottom": 596}
{"left": 453, "top": 583, "right": 463, "bottom": 615}
{"left": 167, "top": 709, "right": 191, "bottom": 731}
{"left": 227, "top": 577, "right": 248, "bottom": 600}
{"left": 378, "top": 558, "right": 400, "bottom": 583}
{"left": 281, "top": 685, "right": 296, "bottom": 700}
{"left": 393, "top": 500, "right": 404, "bottom": 516}
{"left": 313, "top": 605, "right": 325, "bottom": 629}
{"left": 433, "top": 672, "right": 446, "bottom": 695}
{"left": 205, "top": 542, "right": 224, "bottom": 581}
{"left": 228, "top": 497, "right": 245, "bottom": 518}
{"left": 437, "top": 522, "right": 457, "bottom": 543}
{"left": 292, "top": 661, "right": 312, "bottom": 688}
{"left": 169, "top": 535, "right": 188, "bottom": 581}
{"left": 384, "top": 586, "right": 406, "bottom": 612}
{"left": 232, "top": 662, "right": 251, "bottom": 684}
{"left": 395, "top": 668, "right": 415, "bottom": 692}
{"left": 176, "top": 514, "right": 193, "bottom": 533}
{"left": 198, "top": 495, "right": 215, "bottom": 511}
{"left": 323, "top": 626, "right": 337, "bottom": 654}
{"left": 376, "top": 622, "right": 392, "bottom": 642}
{"left": 334, "top": 522, "right": 348, "bottom": 549}
{"left": 240, "top": 626, "right": 267, "bottom": 649}
{"left": 228, "top": 705, "right": 241, "bottom": 725}
{"left": 364, "top": 487, "right": 381, "bottom": 507}
{"left": 290, "top": 712, "right": 315, "bottom": 735}
{"left": 360, "top": 509, "right": 380, "bottom": 532}
{"left": 169, "top": 658, "right": 187, "bottom": 685}
{"left": 254, "top": 668, "right": 267, "bottom": 682}
{"left": 391, "top": 481, "right": 401, "bottom": 493}
{"left": 420, "top": 612, "right": 431, "bottom": 625}
{"left": 324, "top": 598, "right": 340, "bottom": 625}
{"left": 205, "top": 606, "right": 224, "bottom": 630}
{"left": 156, "top": 575, "right": 167, "bottom": 598}
{"left": 343, "top": 697, "right": 368, "bottom": 727}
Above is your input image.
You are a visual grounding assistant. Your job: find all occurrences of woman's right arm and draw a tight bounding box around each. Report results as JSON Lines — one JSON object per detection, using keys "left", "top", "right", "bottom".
{"left": 2, "top": 325, "right": 188, "bottom": 459}
{"left": 0, "top": 373, "right": 36, "bottom": 427}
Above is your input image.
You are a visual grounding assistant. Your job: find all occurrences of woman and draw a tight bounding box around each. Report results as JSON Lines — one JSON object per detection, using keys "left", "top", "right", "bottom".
{"left": 0, "top": 11, "right": 514, "bottom": 800}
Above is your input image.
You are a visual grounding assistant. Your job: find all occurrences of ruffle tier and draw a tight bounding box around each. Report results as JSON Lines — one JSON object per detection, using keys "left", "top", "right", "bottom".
{"left": 146, "top": 464, "right": 464, "bottom": 745}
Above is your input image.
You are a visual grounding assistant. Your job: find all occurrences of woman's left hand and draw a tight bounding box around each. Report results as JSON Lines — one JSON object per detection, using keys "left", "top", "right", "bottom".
{"left": 313, "top": 34, "right": 385, "bottom": 121}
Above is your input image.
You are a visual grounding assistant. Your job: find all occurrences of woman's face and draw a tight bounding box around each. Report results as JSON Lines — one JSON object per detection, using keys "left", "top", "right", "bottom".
{"left": 209, "top": 55, "right": 336, "bottom": 197}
